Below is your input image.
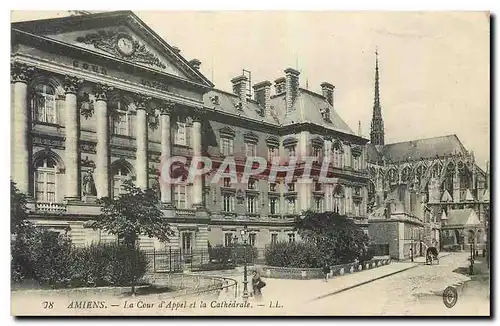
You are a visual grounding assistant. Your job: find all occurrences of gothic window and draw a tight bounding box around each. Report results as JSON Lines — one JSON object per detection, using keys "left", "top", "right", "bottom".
{"left": 34, "top": 156, "right": 57, "bottom": 202}
{"left": 387, "top": 168, "right": 398, "bottom": 184}
{"left": 112, "top": 163, "right": 132, "bottom": 199}
{"left": 431, "top": 162, "right": 442, "bottom": 179}
{"left": 174, "top": 117, "right": 187, "bottom": 145}
{"left": 333, "top": 185, "right": 345, "bottom": 214}
{"left": 401, "top": 166, "right": 411, "bottom": 183}
{"left": 32, "top": 84, "right": 56, "bottom": 124}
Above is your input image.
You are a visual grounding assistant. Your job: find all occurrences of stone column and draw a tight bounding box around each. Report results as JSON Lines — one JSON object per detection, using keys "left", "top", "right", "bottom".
{"left": 64, "top": 75, "right": 83, "bottom": 200}
{"left": 191, "top": 110, "right": 203, "bottom": 208}
{"left": 135, "top": 95, "right": 150, "bottom": 190}
{"left": 94, "top": 83, "right": 112, "bottom": 198}
{"left": 11, "top": 62, "right": 34, "bottom": 195}
{"left": 160, "top": 102, "right": 174, "bottom": 205}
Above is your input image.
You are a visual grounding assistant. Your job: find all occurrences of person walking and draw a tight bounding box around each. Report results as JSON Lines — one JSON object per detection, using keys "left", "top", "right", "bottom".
{"left": 252, "top": 270, "right": 265, "bottom": 300}
{"left": 322, "top": 263, "right": 331, "bottom": 282}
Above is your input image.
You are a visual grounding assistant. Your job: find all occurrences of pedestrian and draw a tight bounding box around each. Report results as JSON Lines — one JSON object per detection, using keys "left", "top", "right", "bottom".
{"left": 322, "top": 263, "right": 331, "bottom": 282}
{"left": 252, "top": 270, "right": 266, "bottom": 300}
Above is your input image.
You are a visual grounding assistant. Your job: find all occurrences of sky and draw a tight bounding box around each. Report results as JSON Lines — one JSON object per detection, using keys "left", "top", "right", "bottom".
{"left": 11, "top": 11, "right": 491, "bottom": 169}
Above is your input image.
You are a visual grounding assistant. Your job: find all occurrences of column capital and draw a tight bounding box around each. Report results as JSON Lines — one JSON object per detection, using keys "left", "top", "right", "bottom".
{"left": 135, "top": 94, "right": 152, "bottom": 110}
{"left": 64, "top": 75, "right": 84, "bottom": 94}
{"left": 191, "top": 107, "right": 206, "bottom": 123}
{"left": 11, "top": 62, "right": 35, "bottom": 84}
{"left": 159, "top": 100, "right": 176, "bottom": 115}
{"left": 94, "top": 83, "right": 113, "bottom": 102}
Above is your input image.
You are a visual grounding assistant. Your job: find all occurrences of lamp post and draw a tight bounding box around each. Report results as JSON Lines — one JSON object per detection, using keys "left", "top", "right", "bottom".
{"left": 240, "top": 225, "right": 249, "bottom": 301}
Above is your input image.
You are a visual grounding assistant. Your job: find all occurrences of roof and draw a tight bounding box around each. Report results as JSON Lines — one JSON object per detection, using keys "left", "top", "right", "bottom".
{"left": 269, "top": 88, "right": 357, "bottom": 136}
{"left": 203, "top": 89, "right": 279, "bottom": 125}
{"left": 446, "top": 208, "right": 481, "bottom": 227}
{"left": 366, "top": 143, "right": 383, "bottom": 163}
{"left": 382, "top": 134, "right": 468, "bottom": 162}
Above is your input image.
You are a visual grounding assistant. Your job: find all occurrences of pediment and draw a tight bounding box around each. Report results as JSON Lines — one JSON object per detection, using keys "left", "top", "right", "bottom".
{"left": 12, "top": 11, "right": 213, "bottom": 88}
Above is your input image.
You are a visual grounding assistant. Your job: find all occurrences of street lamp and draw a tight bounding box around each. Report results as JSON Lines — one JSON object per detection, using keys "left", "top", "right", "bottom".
{"left": 240, "top": 225, "right": 249, "bottom": 301}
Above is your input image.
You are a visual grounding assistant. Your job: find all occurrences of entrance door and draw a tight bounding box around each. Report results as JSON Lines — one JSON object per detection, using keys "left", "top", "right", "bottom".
{"left": 182, "top": 232, "right": 193, "bottom": 254}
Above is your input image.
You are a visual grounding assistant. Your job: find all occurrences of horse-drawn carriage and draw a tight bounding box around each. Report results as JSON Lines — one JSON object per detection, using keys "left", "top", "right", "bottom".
{"left": 426, "top": 247, "right": 439, "bottom": 265}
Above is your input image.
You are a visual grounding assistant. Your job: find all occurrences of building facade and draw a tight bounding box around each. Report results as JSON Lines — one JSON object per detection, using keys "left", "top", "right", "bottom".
{"left": 11, "top": 11, "right": 371, "bottom": 255}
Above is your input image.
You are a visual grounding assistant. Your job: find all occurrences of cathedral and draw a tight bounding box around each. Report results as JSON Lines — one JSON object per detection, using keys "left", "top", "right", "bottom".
{"left": 366, "top": 52, "right": 489, "bottom": 259}
{"left": 11, "top": 11, "right": 489, "bottom": 261}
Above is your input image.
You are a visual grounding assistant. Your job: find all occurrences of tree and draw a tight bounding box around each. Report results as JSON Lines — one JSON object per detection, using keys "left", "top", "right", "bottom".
{"left": 92, "top": 180, "right": 174, "bottom": 294}
{"left": 11, "top": 180, "right": 32, "bottom": 235}
{"left": 294, "top": 210, "right": 371, "bottom": 265}
{"left": 92, "top": 180, "right": 174, "bottom": 247}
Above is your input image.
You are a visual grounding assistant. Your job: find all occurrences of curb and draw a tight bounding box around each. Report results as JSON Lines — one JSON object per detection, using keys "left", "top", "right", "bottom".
{"left": 311, "top": 264, "right": 419, "bottom": 301}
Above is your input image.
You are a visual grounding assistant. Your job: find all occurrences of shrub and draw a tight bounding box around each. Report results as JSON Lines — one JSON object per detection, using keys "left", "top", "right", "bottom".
{"left": 265, "top": 241, "right": 322, "bottom": 268}
{"left": 208, "top": 245, "right": 232, "bottom": 265}
{"left": 359, "top": 246, "right": 375, "bottom": 264}
{"left": 192, "top": 262, "right": 236, "bottom": 272}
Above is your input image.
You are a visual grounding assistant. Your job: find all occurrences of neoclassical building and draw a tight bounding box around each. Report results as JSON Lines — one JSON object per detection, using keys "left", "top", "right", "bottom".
{"left": 365, "top": 53, "right": 490, "bottom": 259}
{"left": 11, "top": 11, "right": 371, "bottom": 255}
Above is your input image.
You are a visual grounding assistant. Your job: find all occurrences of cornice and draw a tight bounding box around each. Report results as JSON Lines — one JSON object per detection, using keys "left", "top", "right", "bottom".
{"left": 12, "top": 53, "right": 204, "bottom": 109}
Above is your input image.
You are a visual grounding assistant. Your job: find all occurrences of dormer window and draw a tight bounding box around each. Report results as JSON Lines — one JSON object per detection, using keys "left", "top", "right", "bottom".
{"left": 287, "top": 183, "right": 295, "bottom": 192}
{"left": 320, "top": 107, "right": 331, "bottom": 122}
{"left": 269, "top": 183, "right": 277, "bottom": 192}
{"left": 223, "top": 177, "right": 232, "bottom": 188}
{"left": 248, "top": 178, "right": 257, "bottom": 190}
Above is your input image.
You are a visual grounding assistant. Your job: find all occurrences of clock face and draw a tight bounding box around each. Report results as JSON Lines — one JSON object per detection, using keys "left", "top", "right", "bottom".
{"left": 117, "top": 36, "right": 135, "bottom": 56}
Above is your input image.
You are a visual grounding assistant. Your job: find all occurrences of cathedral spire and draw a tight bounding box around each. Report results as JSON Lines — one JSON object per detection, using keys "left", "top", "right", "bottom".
{"left": 370, "top": 48, "right": 385, "bottom": 146}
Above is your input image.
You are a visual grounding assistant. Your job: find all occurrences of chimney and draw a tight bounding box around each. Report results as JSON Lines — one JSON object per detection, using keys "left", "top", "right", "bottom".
{"left": 284, "top": 68, "right": 300, "bottom": 113}
{"left": 189, "top": 59, "right": 201, "bottom": 70}
{"left": 320, "top": 82, "right": 335, "bottom": 106}
{"left": 253, "top": 80, "right": 272, "bottom": 117}
{"left": 231, "top": 75, "right": 248, "bottom": 104}
{"left": 274, "top": 77, "right": 286, "bottom": 94}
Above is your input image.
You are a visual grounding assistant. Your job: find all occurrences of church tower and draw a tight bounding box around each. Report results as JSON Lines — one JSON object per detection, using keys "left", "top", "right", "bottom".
{"left": 370, "top": 49, "right": 385, "bottom": 146}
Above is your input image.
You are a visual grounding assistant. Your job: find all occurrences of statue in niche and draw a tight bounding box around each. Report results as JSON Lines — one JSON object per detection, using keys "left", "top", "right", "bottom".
{"left": 82, "top": 169, "right": 97, "bottom": 196}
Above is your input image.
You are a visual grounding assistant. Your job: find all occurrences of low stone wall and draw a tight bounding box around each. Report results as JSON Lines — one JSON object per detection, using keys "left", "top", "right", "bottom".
{"left": 261, "top": 258, "right": 392, "bottom": 280}
{"left": 143, "top": 273, "right": 230, "bottom": 299}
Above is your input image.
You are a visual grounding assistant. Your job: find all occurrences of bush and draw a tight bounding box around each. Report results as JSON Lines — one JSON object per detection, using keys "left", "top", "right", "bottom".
{"left": 208, "top": 245, "right": 232, "bottom": 265}
{"left": 192, "top": 262, "right": 236, "bottom": 272}
{"left": 11, "top": 231, "right": 148, "bottom": 288}
{"left": 265, "top": 241, "right": 323, "bottom": 268}
{"left": 359, "top": 246, "right": 375, "bottom": 264}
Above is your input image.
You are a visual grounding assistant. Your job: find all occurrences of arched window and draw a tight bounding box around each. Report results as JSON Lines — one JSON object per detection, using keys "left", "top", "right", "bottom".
{"left": 32, "top": 84, "right": 56, "bottom": 124}
{"left": 333, "top": 185, "right": 345, "bottom": 214}
{"left": 112, "top": 163, "right": 132, "bottom": 199}
{"left": 34, "top": 156, "right": 57, "bottom": 202}
{"left": 110, "top": 100, "right": 130, "bottom": 136}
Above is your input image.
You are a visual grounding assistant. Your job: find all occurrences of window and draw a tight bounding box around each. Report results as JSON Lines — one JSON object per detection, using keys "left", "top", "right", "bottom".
{"left": 221, "top": 137, "right": 234, "bottom": 156}
{"left": 245, "top": 142, "right": 257, "bottom": 157}
{"left": 333, "top": 185, "right": 345, "bottom": 214}
{"left": 111, "top": 100, "right": 129, "bottom": 136}
{"left": 269, "top": 183, "right": 277, "bottom": 192}
{"left": 222, "top": 194, "right": 235, "bottom": 212}
{"left": 33, "top": 84, "right": 56, "bottom": 124}
{"left": 249, "top": 234, "right": 256, "bottom": 247}
{"left": 247, "top": 196, "right": 258, "bottom": 213}
{"left": 314, "top": 182, "right": 322, "bottom": 192}
{"left": 182, "top": 232, "right": 192, "bottom": 253}
{"left": 248, "top": 178, "right": 257, "bottom": 190}
{"left": 314, "top": 198, "right": 324, "bottom": 212}
{"left": 271, "top": 233, "right": 278, "bottom": 245}
{"left": 287, "top": 183, "right": 295, "bottom": 192}
{"left": 174, "top": 185, "right": 187, "bottom": 209}
{"left": 288, "top": 233, "right": 295, "bottom": 243}
{"left": 352, "top": 156, "right": 359, "bottom": 170}
{"left": 224, "top": 233, "right": 233, "bottom": 247}
{"left": 112, "top": 164, "right": 130, "bottom": 199}
{"left": 313, "top": 146, "right": 322, "bottom": 162}
{"left": 268, "top": 147, "right": 279, "bottom": 161}
{"left": 286, "top": 146, "right": 296, "bottom": 158}
{"left": 354, "top": 202, "right": 360, "bottom": 217}
{"left": 174, "top": 118, "right": 187, "bottom": 145}
{"left": 332, "top": 142, "right": 343, "bottom": 168}
{"left": 269, "top": 197, "right": 280, "bottom": 215}
{"left": 286, "top": 197, "right": 297, "bottom": 214}
{"left": 34, "top": 157, "right": 57, "bottom": 202}
{"left": 223, "top": 177, "right": 232, "bottom": 188}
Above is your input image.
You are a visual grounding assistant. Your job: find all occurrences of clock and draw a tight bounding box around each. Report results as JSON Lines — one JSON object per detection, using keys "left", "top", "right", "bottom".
{"left": 116, "top": 34, "right": 135, "bottom": 57}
